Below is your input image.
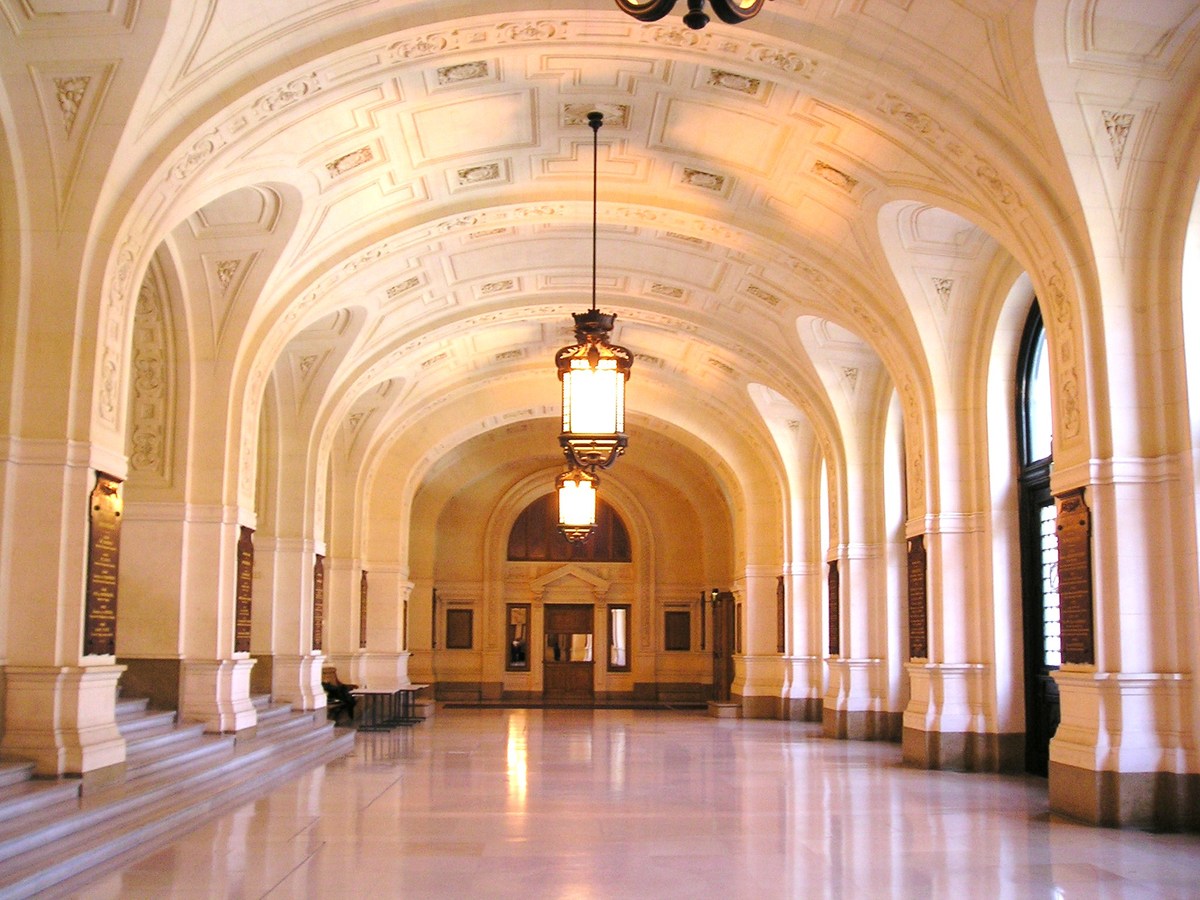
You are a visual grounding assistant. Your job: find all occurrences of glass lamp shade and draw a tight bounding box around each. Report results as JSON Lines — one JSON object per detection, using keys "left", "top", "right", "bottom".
{"left": 557, "top": 468, "right": 599, "bottom": 543}
{"left": 556, "top": 310, "right": 632, "bottom": 470}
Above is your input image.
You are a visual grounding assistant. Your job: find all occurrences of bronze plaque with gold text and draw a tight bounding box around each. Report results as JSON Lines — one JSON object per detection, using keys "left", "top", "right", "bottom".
{"left": 312, "top": 555, "right": 325, "bottom": 652}
{"left": 828, "top": 560, "right": 840, "bottom": 656}
{"left": 908, "top": 534, "right": 928, "bottom": 659}
{"left": 1056, "top": 488, "right": 1095, "bottom": 665}
{"left": 235, "top": 527, "right": 253, "bottom": 653}
{"left": 359, "top": 570, "right": 368, "bottom": 649}
{"left": 84, "top": 473, "right": 123, "bottom": 656}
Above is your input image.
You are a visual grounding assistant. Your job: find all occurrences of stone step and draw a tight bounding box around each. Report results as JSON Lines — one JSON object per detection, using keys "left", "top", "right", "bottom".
{"left": 115, "top": 708, "right": 179, "bottom": 740}
{"left": 113, "top": 696, "right": 150, "bottom": 719}
{"left": 0, "top": 762, "right": 34, "bottom": 791}
{"left": 253, "top": 709, "right": 321, "bottom": 743}
{"left": 0, "top": 779, "right": 80, "bottom": 822}
{"left": 0, "top": 724, "right": 355, "bottom": 897}
{"left": 125, "top": 731, "right": 234, "bottom": 781}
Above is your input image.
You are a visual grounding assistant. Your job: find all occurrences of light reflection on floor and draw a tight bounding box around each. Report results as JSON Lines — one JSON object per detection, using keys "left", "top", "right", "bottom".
{"left": 55, "top": 708, "right": 1200, "bottom": 899}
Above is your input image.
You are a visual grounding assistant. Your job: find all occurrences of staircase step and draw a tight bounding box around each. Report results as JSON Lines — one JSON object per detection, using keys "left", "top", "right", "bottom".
{"left": 123, "top": 720, "right": 207, "bottom": 759}
{"left": 125, "top": 733, "right": 234, "bottom": 780}
{"left": 113, "top": 696, "right": 151, "bottom": 719}
{"left": 116, "top": 709, "right": 179, "bottom": 740}
{"left": 253, "top": 710, "right": 321, "bottom": 743}
{"left": 0, "top": 762, "right": 34, "bottom": 791}
{"left": 0, "top": 780, "right": 80, "bottom": 821}
{"left": 0, "top": 725, "right": 355, "bottom": 898}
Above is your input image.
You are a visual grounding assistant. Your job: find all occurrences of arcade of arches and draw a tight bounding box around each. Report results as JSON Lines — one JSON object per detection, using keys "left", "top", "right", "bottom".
{"left": 1, "top": 0, "right": 1199, "bottom": 832}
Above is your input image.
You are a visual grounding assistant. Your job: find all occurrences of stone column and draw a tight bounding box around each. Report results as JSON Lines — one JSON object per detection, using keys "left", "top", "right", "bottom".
{"left": 361, "top": 566, "right": 413, "bottom": 688}
{"left": 176, "top": 505, "right": 258, "bottom": 732}
{"left": 735, "top": 565, "right": 786, "bottom": 718}
{"left": 0, "top": 440, "right": 128, "bottom": 777}
{"left": 261, "top": 536, "right": 325, "bottom": 712}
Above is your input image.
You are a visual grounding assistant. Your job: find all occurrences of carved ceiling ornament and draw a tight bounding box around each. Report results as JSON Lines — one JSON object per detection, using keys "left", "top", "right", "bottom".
{"left": 1102, "top": 110, "right": 1134, "bottom": 168}
{"left": 128, "top": 263, "right": 173, "bottom": 482}
{"left": 53, "top": 76, "right": 90, "bottom": 136}
{"left": 94, "top": 11, "right": 1086, "bottom": 487}
{"left": 932, "top": 277, "right": 953, "bottom": 310}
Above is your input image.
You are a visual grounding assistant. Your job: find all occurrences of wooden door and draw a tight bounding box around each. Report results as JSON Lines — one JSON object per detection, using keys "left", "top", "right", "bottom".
{"left": 543, "top": 604, "right": 595, "bottom": 702}
{"left": 711, "top": 591, "right": 735, "bottom": 702}
{"left": 1020, "top": 475, "right": 1060, "bottom": 776}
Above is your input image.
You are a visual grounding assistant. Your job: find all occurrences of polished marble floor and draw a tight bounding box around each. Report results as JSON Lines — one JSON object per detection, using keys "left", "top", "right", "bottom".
{"left": 56, "top": 709, "right": 1199, "bottom": 898}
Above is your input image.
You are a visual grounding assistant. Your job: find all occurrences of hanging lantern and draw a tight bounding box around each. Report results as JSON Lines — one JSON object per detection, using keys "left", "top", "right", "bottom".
{"left": 554, "top": 111, "right": 633, "bottom": 471}
{"left": 556, "top": 309, "right": 632, "bottom": 470}
{"left": 557, "top": 467, "right": 599, "bottom": 543}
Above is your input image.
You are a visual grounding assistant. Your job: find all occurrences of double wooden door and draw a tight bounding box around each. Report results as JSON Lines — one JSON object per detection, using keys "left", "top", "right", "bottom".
{"left": 543, "top": 603, "right": 594, "bottom": 702}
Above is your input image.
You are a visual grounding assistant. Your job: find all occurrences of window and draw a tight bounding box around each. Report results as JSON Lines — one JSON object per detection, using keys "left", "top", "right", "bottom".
{"left": 445, "top": 608, "right": 473, "bottom": 650}
{"left": 1019, "top": 303, "right": 1053, "bottom": 466}
{"left": 608, "top": 605, "right": 630, "bottom": 671}
{"left": 507, "top": 494, "right": 631, "bottom": 562}
{"left": 1016, "top": 300, "right": 1060, "bottom": 776}
{"left": 506, "top": 604, "right": 530, "bottom": 670}
{"left": 664, "top": 610, "right": 690, "bottom": 651}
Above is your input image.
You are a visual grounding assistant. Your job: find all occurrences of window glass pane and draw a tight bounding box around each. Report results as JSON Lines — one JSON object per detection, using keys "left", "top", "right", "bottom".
{"left": 1039, "top": 502, "right": 1061, "bottom": 667}
{"left": 507, "top": 604, "right": 529, "bottom": 670}
{"left": 609, "top": 606, "right": 629, "bottom": 669}
{"left": 1027, "top": 332, "right": 1053, "bottom": 462}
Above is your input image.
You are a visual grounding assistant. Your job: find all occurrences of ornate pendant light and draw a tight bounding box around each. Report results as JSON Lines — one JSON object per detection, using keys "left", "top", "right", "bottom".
{"left": 615, "top": 0, "right": 771, "bottom": 30}
{"left": 557, "top": 467, "right": 599, "bottom": 543}
{"left": 555, "top": 111, "right": 633, "bottom": 472}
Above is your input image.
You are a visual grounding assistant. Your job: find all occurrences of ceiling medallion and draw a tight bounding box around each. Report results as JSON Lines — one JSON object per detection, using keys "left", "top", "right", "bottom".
{"left": 614, "top": 0, "right": 771, "bottom": 30}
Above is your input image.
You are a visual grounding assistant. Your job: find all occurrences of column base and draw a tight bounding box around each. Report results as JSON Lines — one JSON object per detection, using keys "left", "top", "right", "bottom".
{"left": 825, "top": 708, "right": 901, "bottom": 741}
{"left": 360, "top": 651, "right": 411, "bottom": 690}
{"left": 823, "top": 657, "right": 892, "bottom": 739}
{"left": 1049, "top": 761, "right": 1200, "bottom": 831}
{"left": 179, "top": 658, "right": 258, "bottom": 732}
{"left": 903, "top": 726, "right": 1024, "bottom": 772}
{"left": 271, "top": 654, "right": 327, "bottom": 711}
{"left": 782, "top": 655, "right": 824, "bottom": 721}
{"left": 1, "top": 665, "right": 126, "bottom": 777}
{"left": 902, "top": 662, "right": 1015, "bottom": 769}
{"left": 1048, "top": 669, "right": 1197, "bottom": 830}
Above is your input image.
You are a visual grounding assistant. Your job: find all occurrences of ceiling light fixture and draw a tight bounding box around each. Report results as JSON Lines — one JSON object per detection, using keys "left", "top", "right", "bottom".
{"left": 555, "top": 111, "right": 632, "bottom": 473}
{"left": 614, "top": 0, "right": 771, "bottom": 30}
{"left": 557, "top": 468, "right": 600, "bottom": 544}
{"left": 555, "top": 111, "right": 632, "bottom": 542}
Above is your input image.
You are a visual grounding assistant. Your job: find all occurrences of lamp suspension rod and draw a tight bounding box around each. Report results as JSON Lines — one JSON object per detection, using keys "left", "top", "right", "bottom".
{"left": 589, "top": 111, "right": 602, "bottom": 313}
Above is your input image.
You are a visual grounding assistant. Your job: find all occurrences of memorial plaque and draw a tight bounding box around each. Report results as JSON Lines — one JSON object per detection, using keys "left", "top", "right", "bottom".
{"left": 312, "top": 555, "right": 325, "bottom": 652}
{"left": 907, "top": 534, "right": 928, "bottom": 659}
{"left": 776, "top": 575, "right": 786, "bottom": 654}
{"left": 828, "top": 560, "right": 840, "bottom": 656}
{"left": 359, "top": 570, "right": 368, "bottom": 649}
{"left": 234, "top": 527, "right": 253, "bottom": 653}
{"left": 84, "top": 473, "right": 122, "bottom": 656}
{"left": 1056, "top": 488, "right": 1095, "bottom": 665}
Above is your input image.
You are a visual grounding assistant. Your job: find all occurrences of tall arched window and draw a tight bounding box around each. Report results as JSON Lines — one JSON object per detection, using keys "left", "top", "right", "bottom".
{"left": 1016, "top": 301, "right": 1059, "bottom": 776}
